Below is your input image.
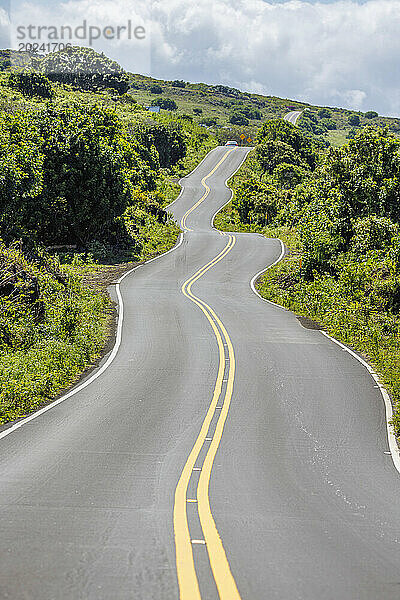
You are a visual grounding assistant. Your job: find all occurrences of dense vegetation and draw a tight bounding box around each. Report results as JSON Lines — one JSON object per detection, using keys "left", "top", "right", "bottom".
{"left": 31, "top": 47, "right": 130, "bottom": 93}
{"left": 2, "top": 49, "right": 399, "bottom": 146}
{"left": 216, "top": 119, "right": 400, "bottom": 435}
{"left": 0, "top": 244, "right": 109, "bottom": 423}
{"left": 0, "top": 47, "right": 216, "bottom": 424}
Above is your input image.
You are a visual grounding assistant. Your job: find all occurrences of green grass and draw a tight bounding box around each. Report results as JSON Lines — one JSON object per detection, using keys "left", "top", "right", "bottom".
{"left": 325, "top": 129, "right": 348, "bottom": 147}
{"left": 0, "top": 249, "right": 111, "bottom": 424}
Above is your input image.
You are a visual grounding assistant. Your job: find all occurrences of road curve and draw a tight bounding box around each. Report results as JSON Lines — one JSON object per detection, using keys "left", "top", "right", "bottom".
{"left": 1, "top": 147, "right": 400, "bottom": 599}
{"left": 284, "top": 110, "right": 302, "bottom": 125}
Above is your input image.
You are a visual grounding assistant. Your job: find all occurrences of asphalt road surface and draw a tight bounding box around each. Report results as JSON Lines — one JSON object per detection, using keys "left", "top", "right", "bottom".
{"left": 284, "top": 110, "right": 302, "bottom": 125}
{"left": 1, "top": 146, "right": 400, "bottom": 600}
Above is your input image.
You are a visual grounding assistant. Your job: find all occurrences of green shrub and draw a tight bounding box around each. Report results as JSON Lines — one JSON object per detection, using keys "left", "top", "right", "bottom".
{"left": 0, "top": 243, "right": 109, "bottom": 424}
{"left": 131, "top": 119, "right": 186, "bottom": 168}
{"left": 229, "top": 112, "right": 249, "bottom": 126}
{"left": 318, "top": 108, "right": 332, "bottom": 119}
{"left": 200, "top": 117, "right": 217, "bottom": 126}
{"left": 256, "top": 140, "right": 303, "bottom": 174}
{"left": 152, "top": 98, "right": 177, "bottom": 110}
{"left": 348, "top": 114, "right": 360, "bottom": 126}
{"left": 32, "top": 47, "right": 129, "bottom": 94}
{"left": 8, "top": 71, "right": 54, "bottom": 98}
{"left": 350, "top": 216, "right": 398, "bottom": 254}
{"left": 172, "top": 80, "right": 186, "bottom": 88}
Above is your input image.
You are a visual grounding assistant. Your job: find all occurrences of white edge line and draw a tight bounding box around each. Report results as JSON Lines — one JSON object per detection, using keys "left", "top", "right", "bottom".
{"left": 250, "top": 240, "right": 287, "bottom": 311}
{"left": 209, "top": 147, "right": 252, "bottom": 232}
{"left": 0, "top": 144, "right": 226, "bottom": 442}
{"left": 283, "top": 110, "right": 303, "bottom": 126}
{"left": 166, "top": 146, "right": 219, "bottom": 210}
{"left": 248, "top": 237, "right": 400, "bottom": 475}
{"left": 0, "top": 237, "right": 186, "bottom": 443}
{"left": 320, "top": 331, "right": 400, "bottom": 474}
{"left": 212, "top": 141, "right": 400, "bottom": 475}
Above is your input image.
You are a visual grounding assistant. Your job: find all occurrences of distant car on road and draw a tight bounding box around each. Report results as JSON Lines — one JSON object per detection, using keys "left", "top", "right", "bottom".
{"left": 225, "top": 140, "right": 238, "bottom": 146}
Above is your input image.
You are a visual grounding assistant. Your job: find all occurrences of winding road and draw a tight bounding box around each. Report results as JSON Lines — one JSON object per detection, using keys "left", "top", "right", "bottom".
{"left": 284, "top": 110, "right": 302, "bottom": 125}
{"left": 1, "top": 146, "right": 400, "bottom": 599}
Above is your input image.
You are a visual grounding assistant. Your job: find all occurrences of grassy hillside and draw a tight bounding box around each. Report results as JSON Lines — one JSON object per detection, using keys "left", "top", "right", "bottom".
{"left": 127, "top": 72, "right": 400, "bottom": 147}
{"left": 2, "top": 48, "right": 398, "bottom": 146}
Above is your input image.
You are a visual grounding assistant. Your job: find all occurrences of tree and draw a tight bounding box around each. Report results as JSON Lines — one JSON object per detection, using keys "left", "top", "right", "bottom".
{"left": 8, "top": 71, "right": 54, "bottom": 99}
{"left": 131, "top": 119, "right": 186, "bottom": 168}
{"left": 365, "top": 111, "right": 378, "bottom": 119}
{"left": 318, "top": 108, "right": 332, "bottom": 119}
{"left": 150, "top": 84, "right": 162, "bottom": 94}
{"left": 256, "top": 140, "right": 303, "bottom": 174}
{"left": 350, "top": 216, "right": 398, "bottom": 254}
{"left": 172, "top": 80, "right": 186, "bottom": 88}
{"left": 238, "top": 106, "right": 262, "bottom": 120}
{"left": 0, "top": 105, "right": 157, "bottom": 247}
{"left": 0, "top": 113, "right": 44, "bottom": 243}
{"left": 257, "top": 119, "right": 316, "bottom": 169}
{"left": 193, "top": 108, "right": 202, "bottom": 115}
{"left": 233, "top": 171, "right": 280, "bottom": 226}
{"left": 348, "top": 114, "right": 360, "bottom": 126}
{"left": 31, "top": 47, "right": 129, "bottom": 94}
{"left": 151, "top": 98, "right": 177, "bottom": 110}
{"left": 297, "top": 127, "right": 400, "bottom": 249}
{"left": 229, "top": 112, "right": 249, "bottom": 126}
{"left": 272, "top": 163, "right": 308, "bottom": 189}
{"left": 320, "top": 118, "right": 337, "bottom": 130}
{"left": 34, "top": 105, "right": 154, "bottom": 245}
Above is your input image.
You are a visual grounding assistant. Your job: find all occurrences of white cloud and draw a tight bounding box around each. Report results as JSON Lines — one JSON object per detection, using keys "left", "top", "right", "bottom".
{"left": 6, "top": 0, "right": 400, "bottom": 115}
{"left": 148, "top": 0, "right": 400, "bottom": 115}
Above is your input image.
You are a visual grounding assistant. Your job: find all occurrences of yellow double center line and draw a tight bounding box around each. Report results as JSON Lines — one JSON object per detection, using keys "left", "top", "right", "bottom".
{"left": 174, "top": 149, "right": 242, "bottom": 600}
{"left": 180, "top": 148, "right": 235, "bottom": 232}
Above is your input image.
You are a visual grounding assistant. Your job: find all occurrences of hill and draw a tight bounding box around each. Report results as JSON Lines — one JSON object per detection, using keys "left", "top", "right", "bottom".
{"left": 1, "top": 47, "right": 398, "bottom": 146}
{"left": 127, "top": 72, "right": 400, "bottom": 147}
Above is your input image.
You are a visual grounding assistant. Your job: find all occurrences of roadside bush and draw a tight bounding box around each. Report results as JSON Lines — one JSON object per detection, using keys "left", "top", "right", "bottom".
{"left": 0, "top": 243, "right": 109, "bottom": 424}
{"left": 299, "top": 210, "right": 344, "bottom": 278}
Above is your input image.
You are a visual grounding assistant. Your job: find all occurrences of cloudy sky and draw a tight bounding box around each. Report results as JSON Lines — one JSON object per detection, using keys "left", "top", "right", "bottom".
{"left": 1, "top": 0, "right": 400, "bottom": 115}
